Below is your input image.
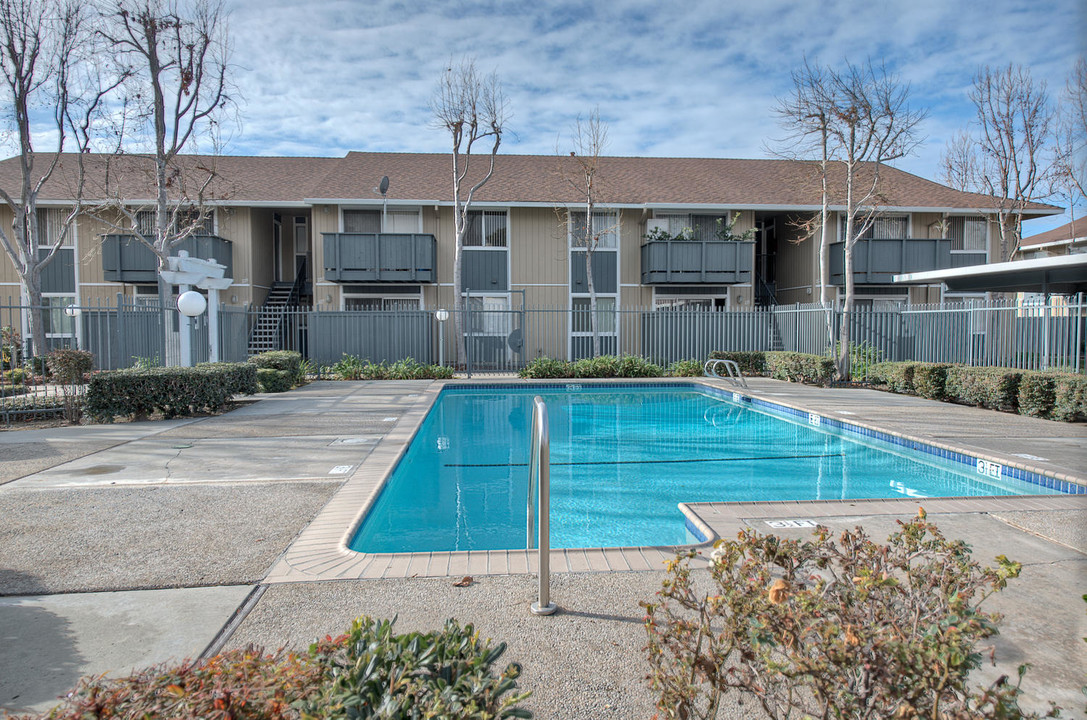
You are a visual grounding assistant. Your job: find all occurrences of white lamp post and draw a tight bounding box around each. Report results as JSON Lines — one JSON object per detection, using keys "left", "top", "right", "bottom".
{"left": 177, "top": 290, "right": 207, "bottom": 368}
{"left": 435, "top": 308, "right": 449, "bottom": 367}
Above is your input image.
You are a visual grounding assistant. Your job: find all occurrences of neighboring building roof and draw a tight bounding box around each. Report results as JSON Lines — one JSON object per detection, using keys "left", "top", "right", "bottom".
{"left": 1022, "top": 217, "right": 1087, "bottom": 247}
{"left": 0, "top": 151, "right": 1064, "bottom": 215}
{"left": 893, "top": 254, "right": 1087, "bottom": 294}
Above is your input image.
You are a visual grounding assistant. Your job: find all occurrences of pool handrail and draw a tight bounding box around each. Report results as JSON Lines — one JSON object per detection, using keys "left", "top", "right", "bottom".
{"left": 527, "top": 395, "right": 557, "bottom": 616}
{"left": 704, "top": 358, "right": 748, "bottom": 388}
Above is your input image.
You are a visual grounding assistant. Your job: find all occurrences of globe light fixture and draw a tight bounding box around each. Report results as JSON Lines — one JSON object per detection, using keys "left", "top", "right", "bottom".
{"left": 177, "top": 290, "right": 207, "bottom": 317}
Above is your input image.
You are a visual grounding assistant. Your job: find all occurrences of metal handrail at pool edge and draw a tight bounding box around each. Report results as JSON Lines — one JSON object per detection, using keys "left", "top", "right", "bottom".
{"left": 527, "top": 395, "right": 557, "bottom": 616}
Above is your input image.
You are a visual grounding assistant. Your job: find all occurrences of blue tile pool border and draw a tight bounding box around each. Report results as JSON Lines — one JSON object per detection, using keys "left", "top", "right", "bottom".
{"left": 434, "top": 380, "right": 1085, "bottom": 496}
{"left": 695, "top": 383, "right": 1086, "bottom": 496}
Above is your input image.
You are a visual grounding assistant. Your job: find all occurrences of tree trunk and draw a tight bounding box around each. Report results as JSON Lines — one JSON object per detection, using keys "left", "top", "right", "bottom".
{"left": 839, "top": 241, "right": 854, "bottom": 380}
{"left": 453, "top": 237, "right": 466, "bottom": 367}
{"left": 23, "top": 272, "right": 47, "bottom": 362}
{"left": 585, "top": 248, "right": 599, "bottom": 358}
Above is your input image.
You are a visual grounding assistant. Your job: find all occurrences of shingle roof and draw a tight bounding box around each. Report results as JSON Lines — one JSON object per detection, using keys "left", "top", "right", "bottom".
{"left": 1022, "top": 217, "right": 1087, "bottom": 246}
{"left": 0, "top": 151, "right": 1062, "bottom": 215}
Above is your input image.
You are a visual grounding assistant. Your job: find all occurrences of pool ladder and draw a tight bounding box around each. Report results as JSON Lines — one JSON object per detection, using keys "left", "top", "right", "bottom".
{"left": 527, "top": 395, "right": 557, "bottom": 616}
{"left": 704, "top": 358, "right": 748, "bottom": 388}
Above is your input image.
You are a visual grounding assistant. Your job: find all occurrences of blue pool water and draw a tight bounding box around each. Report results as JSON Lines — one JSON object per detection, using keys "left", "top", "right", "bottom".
{"left": 350, "top": 384, "right": 1062, "bottom": 553}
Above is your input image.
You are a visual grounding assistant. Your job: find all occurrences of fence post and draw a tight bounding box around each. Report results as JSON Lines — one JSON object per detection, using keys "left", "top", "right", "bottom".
{"left": 116, "top": 293, "right": 126, "bottom": 368}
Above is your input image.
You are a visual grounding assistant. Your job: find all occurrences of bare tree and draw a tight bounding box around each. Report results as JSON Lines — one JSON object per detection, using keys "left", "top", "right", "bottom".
{"left": 942, "top": 64, "right": 1053, "bottom": 261}
{"left": 0, "top": 0, "right": 113, "bottom": 359}
{"left": 558, "top": 109, "right": 616, "bottom": 358}
{"left": 774, "top": 60, "right": 925, "bottom": 379}
{"left": 94, "top": 0, "right": 233, "bottom": 284}
{"left": 431, "top": 56, "right": 507, "bottom": 365}
{"left": 829, "top": 61, "right": 925, "bottom": 379}
{"left": 772, "top": 59, "right": 835, "bottom": 351}
{"left": 1053, "top": 58, "right": 1086, "bottom": 216}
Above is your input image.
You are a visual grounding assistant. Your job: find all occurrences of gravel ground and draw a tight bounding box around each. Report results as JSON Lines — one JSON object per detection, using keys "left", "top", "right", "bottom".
{"left": 990, "top": 509, "right": 1087, "bottom": 553}
{"left": 0, "top": 481, "right": 340, "bottom": 595}
{"left": 228, "top": 571, "right": 770, "bottom": 720}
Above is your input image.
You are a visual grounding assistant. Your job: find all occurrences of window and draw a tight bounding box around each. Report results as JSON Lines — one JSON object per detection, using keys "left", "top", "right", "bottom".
{"left": 465, "top": 210, "right": 507, "bottom": 247}
{"left": 655, "top": 213, "right": 730, "bottom": 241}
{"left": 571, "top": 296, "right": 616, "bottom": 333}
{"left": 947, "top": 216, "right": 987, "bottom": 252}
{"left": 841, "top": 215, "right": 907, "bottom": 240}
{"left": 135, "top": 209, "right": 214, "bottom": 236}
{"left": 569, "top": 211, "right": 617, "bottom": 248}
{"left": 343, "top": 209, "right": 381, "bottom": 233}
{"left": 467, "top": 295, "right": 511, "bottom": 335}
{"left": 654, "top": 297, "right": 726, "bottom": 310}
{"left": 36, "top": 208, "right": 72, "bottom": 246}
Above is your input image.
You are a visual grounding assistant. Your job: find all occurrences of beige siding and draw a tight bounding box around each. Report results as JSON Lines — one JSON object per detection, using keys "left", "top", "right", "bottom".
{"left": 309, "top": 206, "right": 337, "bottom": 305}
{"left": 0, "top": 206, "right": 17, "bottom": 290}
{"left": 510, "top": 207, "right": 566, "bottom": 298}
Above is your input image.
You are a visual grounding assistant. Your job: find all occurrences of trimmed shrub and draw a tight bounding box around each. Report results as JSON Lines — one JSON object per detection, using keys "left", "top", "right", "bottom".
{"left": 868, "top": 361, "right": 916, "bottom": 394}
{"left": 86, "top": 366, "right": 240, "bottom": 421}
{"left": 666, "top": 359, "right": 704, "bottom": 377}
{"left": 911, "top": 362, "right": 952, "bottom": 401}
{"left": 1052, "top": 374, "right": 1087, "bottom": 422}
{"left": 302, "top": 616, "right": 531, "bottom": 719}
{"left": 249, "top": 350, "right": 303, "bottom": 384}
{"left": 257, "top": 368, "right": 293, "bottom": 393}
{"left": 708, "top": 351, "right": 768, "bottom": 376}
{"left": 764, "top": 351, "right": 836, "bottom": 386}
{"left": 1017, "top": 371, "right": 1056, "bottom": 418}
{"left": 46, "top": 349, "right": 94, "bottom": 383}
{"left": 195, "top": 361, "right": 259, "bottom": 396}
{"left": 519, "top": 356, "right": 573, "bottom": 379}
{"left": 945, "top": 366, "right": 1023, "bottom": 412}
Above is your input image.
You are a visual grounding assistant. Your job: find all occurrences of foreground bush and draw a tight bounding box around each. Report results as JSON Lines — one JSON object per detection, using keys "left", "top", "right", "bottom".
{"left": 1052, "top": 374, "right": 1087, "bottom": 422}
{"left": 86, "top": 363, "right": 256, "bottom": 421}
{"left": 643, "top": 512, "right": 1055, "bottom": 720}
{"left": 46, "top": 349, "right": 94, "bottom": 383}
{"left": 572, "top": 354, "right": 662, "bottom": 378}
{"left": 665, "top": 359, "right": 704, "bottom": 377}
{"left": 196, "top": 361, "right": 260, "bottom": 396}
{"left": 30, "top": 647, "right": 322, "bottom": 720}
{"left": 26, "top": 618, "right": 531, "bottom": 720}
{"left": 869, "top": 360, "right": 916, "bottom": 394}
{"left": 257, "top": 367, "right": 294, "bottom": 393}
{"left": 331, "top": 355, "right": 454, "bottom": 380}
{"left": 302, "top": 617, "right": 530, "bottom": 719}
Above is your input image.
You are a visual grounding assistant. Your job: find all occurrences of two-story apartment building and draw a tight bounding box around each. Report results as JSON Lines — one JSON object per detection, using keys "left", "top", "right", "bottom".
{"left": 0, "top": 151, "right": 1062, "bottom": 359}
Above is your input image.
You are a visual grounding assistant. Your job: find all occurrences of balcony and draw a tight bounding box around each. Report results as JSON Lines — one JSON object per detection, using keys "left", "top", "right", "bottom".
{"left": 829, "top": 238, "right": 987, "bottom": 285}
{"left": 323, "top": 233, "right": 437, "bottom": 283}
{"left": 102, "top": 234, "right": 234, "bottom": 284}
{"left": 641, "top": 240, "right": 754, "bottom": 284}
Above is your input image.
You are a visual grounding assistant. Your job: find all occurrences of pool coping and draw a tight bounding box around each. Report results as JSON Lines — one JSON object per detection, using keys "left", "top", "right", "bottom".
{"left": 264, "top": 377, "right": 1087, "bottom": 584}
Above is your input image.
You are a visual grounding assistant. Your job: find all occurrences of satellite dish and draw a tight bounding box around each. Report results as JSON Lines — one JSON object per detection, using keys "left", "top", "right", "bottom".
{"left": 378, "top": 175, "right": 389, "bottom": 195}
{"left": 507, "top": 328, "right": 523, "bottom": 352}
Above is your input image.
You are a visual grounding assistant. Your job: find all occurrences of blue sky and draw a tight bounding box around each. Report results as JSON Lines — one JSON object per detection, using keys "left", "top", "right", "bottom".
{"left": 223, "top": 0, "right": 1085, "bottom": 234}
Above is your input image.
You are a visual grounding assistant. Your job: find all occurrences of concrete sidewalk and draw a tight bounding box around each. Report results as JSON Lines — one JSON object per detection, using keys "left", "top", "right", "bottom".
{"left": 1, "top": 379, "right": 1085, "bottom": 717}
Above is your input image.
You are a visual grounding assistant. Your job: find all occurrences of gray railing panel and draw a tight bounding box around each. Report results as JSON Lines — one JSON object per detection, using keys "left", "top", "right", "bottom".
{"left": 641, "top": 241, "right": 754, "bottom": 284}
{"left": 464, "top": 249, "right": 509, "bottom": 291}
{"left": 307, "top": 310, "right": 432, "bottom": 365}
{"left": 322, "top": 233, "right": 436, "bottom": 282}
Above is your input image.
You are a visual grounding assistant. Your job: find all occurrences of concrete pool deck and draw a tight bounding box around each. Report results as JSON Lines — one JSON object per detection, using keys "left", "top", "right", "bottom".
{"left": 1, "top": 378, "right": 1085, "bottom": 716}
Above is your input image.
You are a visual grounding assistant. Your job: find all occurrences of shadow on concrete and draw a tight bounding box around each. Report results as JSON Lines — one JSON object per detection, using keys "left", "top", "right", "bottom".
{"left": 0, "top": 570, "right": 86, "bottom": 714}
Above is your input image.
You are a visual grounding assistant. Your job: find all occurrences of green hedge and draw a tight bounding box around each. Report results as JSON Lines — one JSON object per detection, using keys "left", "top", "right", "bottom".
{"left": 330, "top": 356, "right": 454, "bottom": 380}
{"left": 518, "top": 357, "right": 574, "bottom": 379}
{"left": 945, "top": 366, "right": 1023, "bottom": 411}
{"left": 1017, "top": 371, "right": 1056, "bottom": 418}
{"left": 248, "top": 350, "right": 303, "bottom": 382}
{"left": 911, "top": 363, "right": 952, "bottom": 401}
{"left": 708, "top": 351, "right": 768, "bottom": 376}
{"left": 665, "top": 359, "right": 704, "bottom": 377}
{"left": 257, "top": 368, "right": 293, "bottom": 393}
{"left": 1052, "top": 374, "right": 1087, "bottom": 422}
{"left": 195, "top": 362, "right": 259, "bottom": 396}
{"left": 868, "top": 361, "right": 916, "bottom": 394}
{"left": 764, "top": 352, "right": 836, "bottom": 386}
{"left": 572, "top": 355, "right": 662, "bottom": 378}
{"left": 86, "top": 364, "right": 255, "bottom": 421}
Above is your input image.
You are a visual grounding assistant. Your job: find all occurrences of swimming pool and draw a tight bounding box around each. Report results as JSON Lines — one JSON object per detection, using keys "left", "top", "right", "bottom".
{"left": 349, "top": 383, "right": 1064, "bottom": 553}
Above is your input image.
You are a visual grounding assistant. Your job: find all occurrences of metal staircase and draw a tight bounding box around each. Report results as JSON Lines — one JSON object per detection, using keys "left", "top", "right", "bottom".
{"left": 247, "top": 262, "right": 306, "bottom": 356}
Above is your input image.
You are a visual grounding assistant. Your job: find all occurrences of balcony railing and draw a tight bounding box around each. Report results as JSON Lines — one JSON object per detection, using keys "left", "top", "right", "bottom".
{"left": 102, "top": 234, "right": 234, "bottom": 284}
{"left": 641, "top": 240, "right": 754, "bottom": 284}
{"left": 829, "top": 238, "right": 987, "bottom": 285}
{"left": 323, "top": 233, "right": 437, "bottom": 283}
